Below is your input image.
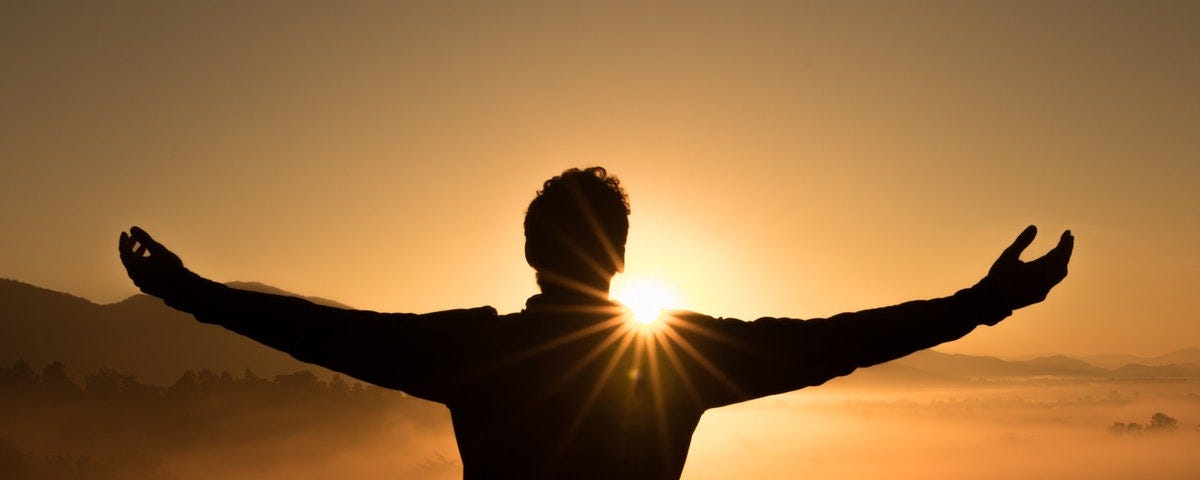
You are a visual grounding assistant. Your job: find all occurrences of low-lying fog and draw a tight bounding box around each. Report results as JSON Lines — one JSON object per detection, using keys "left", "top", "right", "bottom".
{"left": 2, "top": 366, "right": 1196, "bottom": 479}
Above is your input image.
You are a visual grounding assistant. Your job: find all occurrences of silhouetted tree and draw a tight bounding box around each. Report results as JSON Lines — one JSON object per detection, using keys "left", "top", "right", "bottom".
{"left": 1109, "top": 412, "right": 1179, "bottom": 435}
{"left": 1149, "top": 412, "right": 1178, "bottom": 431}
{"left": 0, "top": 360, "right": 37, "bottom": 388}
{"left": 168, "top": 370, "right": 199, "bottom": 401}
{"left": 84, "top": 367, "right": 156, "bottom": 399}
{"left": 330, "top": 374, "right": 350, "bottom": 397}
{"left": 274, "top": 370, "right": 321, "bottom": 395}
{"left": 40, "top": 361, "right": 78, "bottom": 395}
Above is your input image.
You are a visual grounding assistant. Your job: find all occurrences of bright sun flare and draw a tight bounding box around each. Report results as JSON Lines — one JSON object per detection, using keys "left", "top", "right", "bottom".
{"left": 610, "top": 275, "right": 684, "bottom": 326}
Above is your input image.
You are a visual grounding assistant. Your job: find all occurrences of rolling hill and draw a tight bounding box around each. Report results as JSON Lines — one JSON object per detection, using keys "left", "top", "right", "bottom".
{"left": 0, "top": 278, "right": 340, "bottom": 384}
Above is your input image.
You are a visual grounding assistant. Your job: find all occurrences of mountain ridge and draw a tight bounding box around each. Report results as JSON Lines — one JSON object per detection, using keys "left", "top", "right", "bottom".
{"left": 0, "top": 277, "right": 338, "bottom": 384}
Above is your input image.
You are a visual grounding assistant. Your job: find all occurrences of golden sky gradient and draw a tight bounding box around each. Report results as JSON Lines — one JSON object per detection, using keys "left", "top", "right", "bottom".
{"left": 1, "top": 1, "right": 1196, "bottom": 357}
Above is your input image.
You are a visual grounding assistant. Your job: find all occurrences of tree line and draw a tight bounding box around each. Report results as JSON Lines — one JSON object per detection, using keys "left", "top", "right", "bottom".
{"left": 0, "top": 358, "right": 401, "bottom": 404}
{"left": 1, "top": 359, "right": 453, "bottom": 480}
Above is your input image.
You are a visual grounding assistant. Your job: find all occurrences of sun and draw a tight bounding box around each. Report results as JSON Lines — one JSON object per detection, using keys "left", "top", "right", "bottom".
{"left": 610, "top": 275, "right": 684, "bottom": 326}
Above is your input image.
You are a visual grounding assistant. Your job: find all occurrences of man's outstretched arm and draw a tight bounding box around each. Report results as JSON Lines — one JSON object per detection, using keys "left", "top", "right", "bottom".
{"left": 118, "top": 226, "right": 489, "bottom": 401}
{"left": 674, "top": 226, "right": 1073, "bottom": 407}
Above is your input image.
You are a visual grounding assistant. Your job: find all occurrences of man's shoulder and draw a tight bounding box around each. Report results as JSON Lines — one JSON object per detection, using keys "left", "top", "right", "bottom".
{"left": 664, "top": 309, "right": 750, "bottom": 326}
{"left": 409, "top": 305, "right": 500, "bottom": 324}
{"left": 422, "top": 305, "right": 499, "bottom": 317}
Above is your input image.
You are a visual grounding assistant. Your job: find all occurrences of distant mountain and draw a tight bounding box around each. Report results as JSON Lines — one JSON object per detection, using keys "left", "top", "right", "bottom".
{"left": 1083, "top": 348, "right": 1200, "bottom": 369}
{"left": 223, "top": 281, "right": 352, "bottom": 309}
{"left": 834, "top": 349, "right": 1200, "bottom": 388}
{"left": 1018, "top": 355, "right": 1111, "bottom": 376}
{"left": 1110, "top": 362, "right": 1200, "bottom": 378}
{"left": 0, "top": 278, "right": 337, "bottom": 385}
{"left": 823, "top": 360, "right": 969, "bottom": 389}
{"left": 884, "top": 350, "right": 1106, "bottom": 378}
{"left": 1156, "top": 347, "right": 1200, "bottom": 365}
{"left": 883, "top": 350, "right": 1197, "bottom": 381}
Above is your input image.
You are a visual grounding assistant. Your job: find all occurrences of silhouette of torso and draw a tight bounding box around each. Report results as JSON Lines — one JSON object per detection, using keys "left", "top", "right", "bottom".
{"left": 442, "top": 298, "right": 702, "bottom": 479}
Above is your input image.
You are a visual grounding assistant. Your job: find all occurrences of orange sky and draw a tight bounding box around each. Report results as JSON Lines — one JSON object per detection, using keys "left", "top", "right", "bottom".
{"left": 1, "top": 1, "right": 1196, "bottom": 357}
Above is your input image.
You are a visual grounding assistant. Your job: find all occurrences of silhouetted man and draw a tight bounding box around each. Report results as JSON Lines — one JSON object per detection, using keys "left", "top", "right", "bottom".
{"left": 119, "top": 167, "right": 1073, "bottom": 479}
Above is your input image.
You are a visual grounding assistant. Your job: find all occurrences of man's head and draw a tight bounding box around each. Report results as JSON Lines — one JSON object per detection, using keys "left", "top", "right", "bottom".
{"left": 524, "top": 167, "right": 630, "bottom": 295}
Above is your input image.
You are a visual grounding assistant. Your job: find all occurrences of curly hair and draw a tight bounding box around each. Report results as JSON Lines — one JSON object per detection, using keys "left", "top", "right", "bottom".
{"left": 524, "top": 167, "right": 630, "bottom": 286}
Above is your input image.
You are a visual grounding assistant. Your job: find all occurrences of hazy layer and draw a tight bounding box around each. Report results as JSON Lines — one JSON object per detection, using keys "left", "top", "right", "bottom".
{"left": 3, "top": 363, "right": 1196, "bottom": 479}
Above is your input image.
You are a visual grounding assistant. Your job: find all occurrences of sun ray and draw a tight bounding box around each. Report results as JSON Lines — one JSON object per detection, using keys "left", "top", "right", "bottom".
{"left": 667, "top": 314, "right": 762, "bottom": 354}
{"left": 536, "top": 268, "right": 614, "bottom": 300}
{"left": 566, "top": 178, "right": 626, "bottom": 274}
{"left": 660, "top": 324, "right": 746, "bottom": 399}
{"left": 548, "top": 328, "right": 626, "bottom": 388}
{"left": 483, "top": 314, "right": 625, "bottom": 370}
{"left": 643, "top": 332, "right": 673, "bottom": 471}
{"left": 652, "top": 326, "right": 704, "bottom": 408}
{"left": 571, "top": 330, "right": 637, "bottom": 420}
{"left": 550, "top": 328, "right": 640, "bottom": 457}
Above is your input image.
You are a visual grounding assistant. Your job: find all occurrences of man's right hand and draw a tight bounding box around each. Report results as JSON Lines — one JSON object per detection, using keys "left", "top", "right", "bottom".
{"left": 118, "top": 226, "right": 191, "bottom": 299}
